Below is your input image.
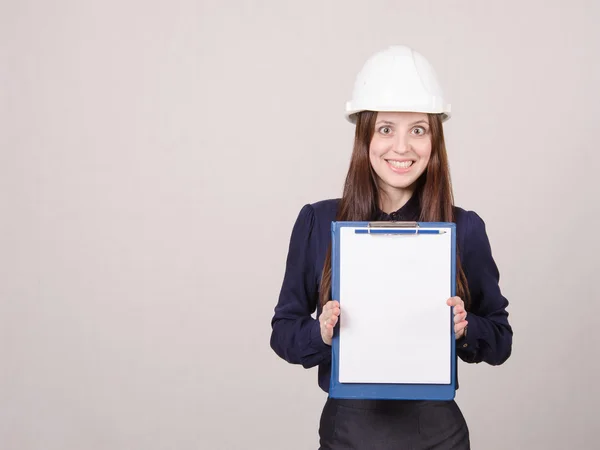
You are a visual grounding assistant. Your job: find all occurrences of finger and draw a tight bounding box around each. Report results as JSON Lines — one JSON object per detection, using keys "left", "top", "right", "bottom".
{"left": 325, "top": 301, "right": 340, "bottom": 316}
{"left": 453, "top": 304, "right": 464, "bottom": 315}
{"left": 321, "top": 302, "right": 341, "bottom": 325}
{"left": 455, "top": 320, "right": 468, "bottom": 333}
{"left": 323, "top": 307, "right": 341, "bottom": 326}
{"left": 322, "top": 321, "right": 334, "bottom": 335}
{"left": 454, "top": 314, "right": 465, "bottom": 324}
{"left": 447, "top": 297, "right": 458, "bottom": 306}
{"left": 329, "top": 315, "right": 339, "bottom": 328}
{"left": 454, "top": 311, "right": 468, "bottom": 324}
{"left": 447, "top": 297, "right": 464, "bottom": 307}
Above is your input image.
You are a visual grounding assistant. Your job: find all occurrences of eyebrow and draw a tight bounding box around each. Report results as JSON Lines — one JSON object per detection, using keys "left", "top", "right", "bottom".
{"left": 376, "top": 119, "right": 430, "bottom": 127}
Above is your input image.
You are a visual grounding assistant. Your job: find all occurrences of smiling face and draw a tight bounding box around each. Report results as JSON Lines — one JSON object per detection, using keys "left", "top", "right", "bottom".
{"left": 369, "top": 111, "right": 433, "bottom": 203}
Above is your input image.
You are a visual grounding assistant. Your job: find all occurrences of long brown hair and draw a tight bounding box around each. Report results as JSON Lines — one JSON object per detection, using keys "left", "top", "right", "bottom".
{"left": 319, "top": 111, "right": 470, "bottom": 308}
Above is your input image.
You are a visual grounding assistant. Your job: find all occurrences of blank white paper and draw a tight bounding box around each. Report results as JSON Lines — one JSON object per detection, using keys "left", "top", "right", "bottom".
{"left": 338, "top": 227, "right": 452, "bottom": 384}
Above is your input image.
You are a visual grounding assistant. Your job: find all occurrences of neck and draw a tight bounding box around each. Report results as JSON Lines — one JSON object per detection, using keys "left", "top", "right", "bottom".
{"left": 378, "top": 186, "right": 415, "bottom": 214}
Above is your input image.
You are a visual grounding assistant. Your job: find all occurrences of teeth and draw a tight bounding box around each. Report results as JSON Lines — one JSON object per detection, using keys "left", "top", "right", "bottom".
{"left": 388, "top": 160, "right": 413, "bottom": 169}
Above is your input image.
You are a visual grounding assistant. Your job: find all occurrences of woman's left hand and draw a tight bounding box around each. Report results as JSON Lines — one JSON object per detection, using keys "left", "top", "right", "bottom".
{"left": 447, "top": 296, "right": 468, "bottom": 340}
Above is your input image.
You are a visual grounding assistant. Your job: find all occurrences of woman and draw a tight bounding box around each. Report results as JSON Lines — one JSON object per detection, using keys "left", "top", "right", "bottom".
{"left": 270, "top": 45, "right": 512, "bottom": 449}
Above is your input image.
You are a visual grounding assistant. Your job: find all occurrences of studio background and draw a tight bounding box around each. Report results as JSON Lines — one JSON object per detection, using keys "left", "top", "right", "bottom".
{"left": 1, "top": 1, "right": 599, "bottom": 449}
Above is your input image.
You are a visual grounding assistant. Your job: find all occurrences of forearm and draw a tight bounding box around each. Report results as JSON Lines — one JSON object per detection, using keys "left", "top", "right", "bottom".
{"left": 270, "top": 317, "right": 331, "bottom": 368}
{"left": 457, "top": 311, "right": 512, "bottom": 365}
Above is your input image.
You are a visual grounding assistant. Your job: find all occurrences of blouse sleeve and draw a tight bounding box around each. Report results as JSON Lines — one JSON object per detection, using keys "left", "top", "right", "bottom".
{"left": 456, "top": 211, "right": 513, "bottom": 365}
{"left": 270, "top": 204, "right": 331, "bottom": 368}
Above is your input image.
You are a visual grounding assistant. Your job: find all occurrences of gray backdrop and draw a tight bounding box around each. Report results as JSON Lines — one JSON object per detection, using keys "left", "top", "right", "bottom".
{"left": 2, "top": 0, "right": 599, "bottom": 449}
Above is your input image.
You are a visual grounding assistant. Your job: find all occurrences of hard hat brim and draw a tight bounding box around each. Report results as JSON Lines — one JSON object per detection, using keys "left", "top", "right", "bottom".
{"left": 345, "top": 106, "right": 452, "bottom": 124}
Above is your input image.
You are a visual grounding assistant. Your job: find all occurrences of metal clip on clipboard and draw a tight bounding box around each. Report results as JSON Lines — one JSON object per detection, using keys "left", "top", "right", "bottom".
{"left": 355, "top": 221, "right": 445, "bottom": 236}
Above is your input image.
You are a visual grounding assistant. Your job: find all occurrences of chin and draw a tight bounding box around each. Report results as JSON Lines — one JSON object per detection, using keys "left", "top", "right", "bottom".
{"left": 381, "top": 173, "right": 420, "bottom": 188}
{"left": 390, "top": 181, "right": 417, "bottom": 190}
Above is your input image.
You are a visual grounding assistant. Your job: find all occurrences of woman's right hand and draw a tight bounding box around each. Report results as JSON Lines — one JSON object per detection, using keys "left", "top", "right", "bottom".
{"left": 319, "top": 300, "right": 340, "bottom": 346}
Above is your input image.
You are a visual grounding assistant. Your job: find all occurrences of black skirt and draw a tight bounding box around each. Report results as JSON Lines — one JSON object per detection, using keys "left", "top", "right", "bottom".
{"left": 318, "top": 398, "right": 470, "bottom": 450}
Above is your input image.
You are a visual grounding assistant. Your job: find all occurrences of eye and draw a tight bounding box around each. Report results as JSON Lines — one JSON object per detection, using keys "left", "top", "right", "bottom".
{"left": 379, "top": 126, "right": 392, "bottom": 135}
{"left": 412, "top": 126, "right": 427, "bottom": 136}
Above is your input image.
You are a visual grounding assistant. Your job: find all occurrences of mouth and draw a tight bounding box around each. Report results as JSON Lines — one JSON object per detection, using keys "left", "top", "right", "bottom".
{"left": 385, "top": 159, "right": 415, "bottom": 173}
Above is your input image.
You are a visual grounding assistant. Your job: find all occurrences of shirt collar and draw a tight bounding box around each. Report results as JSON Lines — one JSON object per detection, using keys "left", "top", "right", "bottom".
{"left": 374, "top": 193, "right": 421, "bottom": 221}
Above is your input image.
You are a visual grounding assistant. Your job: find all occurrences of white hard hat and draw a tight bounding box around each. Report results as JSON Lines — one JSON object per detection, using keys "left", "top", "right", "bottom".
{"left": 345, "top": 45, "right": 451, "bottom": 123}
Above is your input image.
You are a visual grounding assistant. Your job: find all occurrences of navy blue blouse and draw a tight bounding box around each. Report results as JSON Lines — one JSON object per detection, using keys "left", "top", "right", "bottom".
{"left": 270, "top": 195, "right": 512, "bottom": 393}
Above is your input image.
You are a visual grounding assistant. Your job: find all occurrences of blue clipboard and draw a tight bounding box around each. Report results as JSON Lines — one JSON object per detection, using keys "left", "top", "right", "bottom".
{"left": 329, "top": 220, "right": 457, "bottom": 401}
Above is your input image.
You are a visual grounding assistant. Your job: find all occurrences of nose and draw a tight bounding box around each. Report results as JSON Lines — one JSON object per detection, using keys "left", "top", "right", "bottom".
{"left": 391, "top": 133, "right": 411, "bottom": 154}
